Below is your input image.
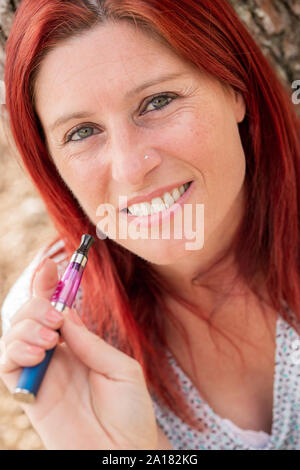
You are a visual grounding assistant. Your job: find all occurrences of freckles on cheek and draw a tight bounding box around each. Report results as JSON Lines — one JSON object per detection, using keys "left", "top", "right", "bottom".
{"left": 57, "top": 162, "right": 103, "bottom": 212}
{"left": 183, "top": 120, "right": 218, "bottom": 169}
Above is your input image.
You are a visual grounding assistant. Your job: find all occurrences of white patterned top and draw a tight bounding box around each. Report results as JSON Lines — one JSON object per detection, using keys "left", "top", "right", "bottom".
{"left": 1, "top": 241, "right": 300, "bottom": 449}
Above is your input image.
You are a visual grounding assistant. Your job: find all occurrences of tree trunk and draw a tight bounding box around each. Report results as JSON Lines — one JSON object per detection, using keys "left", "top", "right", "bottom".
{"left": 0, "top": 0, "right": 299, "bottom": 101}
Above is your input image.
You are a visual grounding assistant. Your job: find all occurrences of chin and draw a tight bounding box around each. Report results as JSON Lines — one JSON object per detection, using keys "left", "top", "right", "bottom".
{"left": 123, "top": 237, "right": 198, "bottom": 265}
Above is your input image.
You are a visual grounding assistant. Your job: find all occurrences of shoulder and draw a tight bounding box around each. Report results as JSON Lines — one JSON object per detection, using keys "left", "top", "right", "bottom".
{"left": 1, "top": 239, "right": 68, "bottom": 336}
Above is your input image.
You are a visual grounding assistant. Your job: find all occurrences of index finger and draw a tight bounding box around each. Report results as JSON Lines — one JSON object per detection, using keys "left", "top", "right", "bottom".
{"left": 8, "top": 297, "right": 59, "bottom": 330}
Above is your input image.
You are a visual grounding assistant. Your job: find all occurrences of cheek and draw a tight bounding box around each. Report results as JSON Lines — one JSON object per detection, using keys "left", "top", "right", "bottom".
{"left": 55, "top": 158, "right": 107, "bottom": 218}
{"left": 163, "top": 105, "right": 224, "bottom": 170}
{"left": 184, "top": 107, "right": 246, "bottom": 232}
{"left": 189, "top": 106, "right": 246, "bottom": 190}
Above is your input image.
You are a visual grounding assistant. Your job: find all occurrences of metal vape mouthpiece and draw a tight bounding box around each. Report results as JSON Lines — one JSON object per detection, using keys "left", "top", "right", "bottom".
{"left": 76, "top": 234, "right": 95, "bottom": 257}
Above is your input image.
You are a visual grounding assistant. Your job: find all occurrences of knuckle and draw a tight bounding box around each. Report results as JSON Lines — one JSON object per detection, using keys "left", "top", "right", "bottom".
{"left": 8, "top": 339, "right": 32, "bottom": 360}
{"left": 1, "top": 329, "right": 14, "bottom": 347}
{"left": 7, "top": 339, "right": 22, "bottom": 353}
{"left": 1, "top": 319, "right": 34, "bottom": 346}
{"left": 9, "top": 301, "right": 31, "bottom": 326}
{"left": 10, "top": 297, "right": 51, "bottom": 327}
{"left": 23, "top": 318, "right": 36, "bottom": 330}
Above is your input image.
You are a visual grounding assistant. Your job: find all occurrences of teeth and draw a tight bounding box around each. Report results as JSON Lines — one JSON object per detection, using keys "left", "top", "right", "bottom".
{"left": 172, "top": 188, "right": 181, "bottom": 201}
{"left": 151, "top": 197, "right": 165, "bottom": 214}
{"left": 140, "top": 202, "right": 152, "bottom": 216}
{"left": 127, "top": 182, "right": 191, "bottom": 216}
{"left": 163, "top": 191, "right": 175, "bottom": 209}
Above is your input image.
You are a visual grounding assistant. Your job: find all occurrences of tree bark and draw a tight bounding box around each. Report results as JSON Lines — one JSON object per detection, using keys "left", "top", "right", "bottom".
{"left": 0, "top": 0, "right": 299, "bottom": 99}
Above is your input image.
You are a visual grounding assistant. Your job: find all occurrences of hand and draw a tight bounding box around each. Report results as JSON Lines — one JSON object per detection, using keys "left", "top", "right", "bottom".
{"left": 0, "top": 258, "right": 158, "bottom": 450}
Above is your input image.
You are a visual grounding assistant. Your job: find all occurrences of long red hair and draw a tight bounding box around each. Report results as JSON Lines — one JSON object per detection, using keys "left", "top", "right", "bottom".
{"left": 3, "top": 0, "right": 300, "bottom": 433}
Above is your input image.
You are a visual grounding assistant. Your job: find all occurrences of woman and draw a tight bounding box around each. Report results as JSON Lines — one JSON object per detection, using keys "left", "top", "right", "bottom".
{"left": 1, "top": 0, "right": 300, "bottom": 450}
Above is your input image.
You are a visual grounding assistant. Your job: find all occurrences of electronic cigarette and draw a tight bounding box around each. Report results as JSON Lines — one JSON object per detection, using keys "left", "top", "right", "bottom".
{"left": 13, "top": 234, "right": 95, "bottom": 404}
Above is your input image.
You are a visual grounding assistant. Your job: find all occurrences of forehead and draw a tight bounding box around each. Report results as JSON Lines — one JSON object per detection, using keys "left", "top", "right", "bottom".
{"left": 34, "top": 21, "right": 197, "bottom": 111}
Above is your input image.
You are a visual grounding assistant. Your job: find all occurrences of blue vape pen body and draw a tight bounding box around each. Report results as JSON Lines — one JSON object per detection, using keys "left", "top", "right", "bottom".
{"left": 14, "top": 347, "right": 56, "bottom": 400}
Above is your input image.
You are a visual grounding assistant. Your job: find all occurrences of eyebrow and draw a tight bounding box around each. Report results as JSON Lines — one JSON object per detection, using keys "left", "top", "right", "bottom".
{"left": 49, "top": 72, "right": 186, "bottom": 132}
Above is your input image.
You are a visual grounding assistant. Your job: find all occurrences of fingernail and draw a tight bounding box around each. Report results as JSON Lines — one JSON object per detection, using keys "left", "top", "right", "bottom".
{"left": 67, "top": 308, "right": 84, "bottom": 326}
{"left": 39, "top": 327, "right": 57, "bottom": 341}
{"left": 46, "top": 308, "right": 64, "bottom": 323}
{"left": 27, "top": 344, "right": 44, "bottom": 356}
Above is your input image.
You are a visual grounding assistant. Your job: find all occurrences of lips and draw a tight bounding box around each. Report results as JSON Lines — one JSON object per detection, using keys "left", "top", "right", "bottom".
{"left": 118, "top": 179, "right": 193, "bottom": 213}
{"left": 118, "top": 179, "right": 196, "bottom": 229}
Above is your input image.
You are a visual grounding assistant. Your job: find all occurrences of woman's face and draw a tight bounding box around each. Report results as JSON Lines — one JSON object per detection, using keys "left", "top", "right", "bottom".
{"left": 35, "top": 21, "right": 246, "bottom": 270}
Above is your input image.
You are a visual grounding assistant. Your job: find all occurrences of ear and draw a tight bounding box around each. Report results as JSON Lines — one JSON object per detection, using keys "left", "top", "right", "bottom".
{"left": 232, "top": 89, "right": 246, "bottom": 124}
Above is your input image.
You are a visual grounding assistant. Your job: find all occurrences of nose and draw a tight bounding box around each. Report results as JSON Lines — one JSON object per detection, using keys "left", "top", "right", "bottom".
{"left": 109, "top": 124, "right": 161, "bottom": 185}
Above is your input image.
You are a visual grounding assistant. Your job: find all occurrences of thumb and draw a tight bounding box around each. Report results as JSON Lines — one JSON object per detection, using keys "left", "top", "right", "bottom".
{"left": 33, "top": 258, "right": 59, "bottom": 300}
{"left": 61, "top": 308, "right": 142, "bottom": 381}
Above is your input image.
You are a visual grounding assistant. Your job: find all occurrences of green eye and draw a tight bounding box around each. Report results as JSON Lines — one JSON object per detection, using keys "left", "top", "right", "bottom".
{"left": 64, "top": 93, "right": 176, "bottom": 145}
{"left": 143, "top": 93, "right": 176, "bottom": 113}
{"left": 76, "top": 127, "right": 93, "bottom": 139}
{"left": 70, "top": 126, "right": 94, "bottom": 141}
{"left": 65, "top": 125, "right": 100, "bottom": 143}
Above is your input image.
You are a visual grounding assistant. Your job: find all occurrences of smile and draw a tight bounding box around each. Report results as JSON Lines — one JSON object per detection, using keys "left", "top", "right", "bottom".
{"left": 122, "top": 181, "right": 193, "bottom": 216}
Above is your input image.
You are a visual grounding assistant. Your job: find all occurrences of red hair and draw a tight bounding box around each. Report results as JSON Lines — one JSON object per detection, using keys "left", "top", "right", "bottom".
{"left": 3, "top": 0, "right": 300, "bottom": 433}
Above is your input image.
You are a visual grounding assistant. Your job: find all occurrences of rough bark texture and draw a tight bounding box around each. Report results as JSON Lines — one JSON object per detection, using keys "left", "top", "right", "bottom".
{"left": 0, "top": 0, "right": 299, "bottom": 88}
{"left": 229, "top": 0, "right": 300, "bottom": 86}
